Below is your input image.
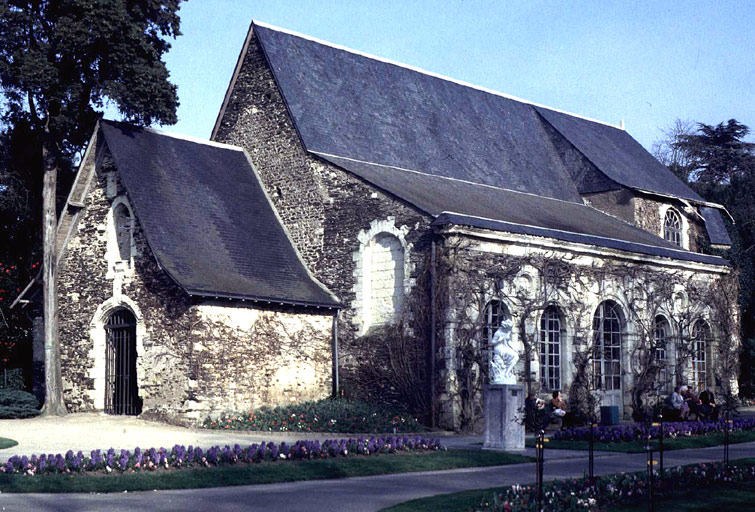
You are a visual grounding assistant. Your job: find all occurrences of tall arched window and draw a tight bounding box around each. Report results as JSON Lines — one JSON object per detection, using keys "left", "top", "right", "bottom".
{"left": 539, "top": 306, "right": 563, "bottom": 390}
{"left": 654, "top": 316, "right": 672, "bottom": 394}
{"left": 114, "top": 203, "right": 133, "bottom": 262}
{"left": 364, "top": 233, "right": 405, "bottom": 327}
{"left": 692, "top": 320, "right": 710, "bottom": 392}
{"left": 663, "top": 209, "right": 682, "bottom": 247}
{"left": 593, "top": 301, "right": 623, "bottom": 391}
{"left": 483, "top": 300, "right": 508, "bottom": 345}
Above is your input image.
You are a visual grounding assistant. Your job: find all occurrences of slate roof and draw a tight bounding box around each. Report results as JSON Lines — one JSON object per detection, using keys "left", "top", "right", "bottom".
{"left": 317, "top": 154, "right": 728, "bottom": 267}
{"left": 534, "top": 107, "right": 705, "bottom": 202}
{"left": 99, "top": 121, "right": 339, "bottom": 308}
{"left": 243, "top": 22, "right": 731, "bottom": 260}
{"left": 253, "top": 23, "right": 583, "bottom": 203}
{"left": 701, "top": 207, "right": 733, "bottom": 246}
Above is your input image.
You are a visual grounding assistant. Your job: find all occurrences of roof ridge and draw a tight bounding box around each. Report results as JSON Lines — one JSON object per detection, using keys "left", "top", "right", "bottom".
{"left": 252, "top": 20, "right": 624, "bottom": 131}
{"left": 102, "top": 119, "right": 244, "bottom": 152}
{"left": 312, "top": 151, "right": 587, "bottom": 207}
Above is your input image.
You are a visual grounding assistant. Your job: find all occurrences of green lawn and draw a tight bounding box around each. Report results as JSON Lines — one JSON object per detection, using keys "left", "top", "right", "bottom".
{"left": 382, "top": 458, "right": 755, "bottom": 512}
{"left": 0, "top": 449, "right": 534, "bottom": 493}
{"left": 525, "top": 430, "right": 755, "bottom": 453}
{"left": 0, "top": 438, "right": 18, "bottom": 450}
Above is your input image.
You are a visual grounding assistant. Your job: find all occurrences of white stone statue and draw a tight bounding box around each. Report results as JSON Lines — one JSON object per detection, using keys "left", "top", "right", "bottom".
{"left": 490, "top": 318, "right": 518, "bottom": 385}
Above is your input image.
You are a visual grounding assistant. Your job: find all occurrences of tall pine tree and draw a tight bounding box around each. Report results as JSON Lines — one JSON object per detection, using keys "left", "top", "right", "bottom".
{"left": 0, "top": 0, "right": 184, "bottom": 414}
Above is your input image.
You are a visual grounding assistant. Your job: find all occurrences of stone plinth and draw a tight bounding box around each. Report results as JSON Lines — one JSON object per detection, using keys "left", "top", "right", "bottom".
{"left": 483, "top": 384, "right": 525, "bottom": 451}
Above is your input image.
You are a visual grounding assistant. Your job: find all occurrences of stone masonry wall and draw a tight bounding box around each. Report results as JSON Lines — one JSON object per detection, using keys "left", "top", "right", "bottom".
{"left": 634, "top": 195, "right": 708, "bottom": 253}
{"left": 213, "top": 31, "right": 432, "bottom": 345}
{"left": 435, "top": 229, "right": 729, "bottom": 431}
{"left": 57, "top": 151, "right": 333, "bottom": 424}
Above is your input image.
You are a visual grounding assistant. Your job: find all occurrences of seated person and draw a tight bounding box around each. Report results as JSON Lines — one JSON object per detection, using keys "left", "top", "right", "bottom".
{"left": 525, "top": 393, "right": 547, "bottom": 431}
{"left": 698, "top": 387, "right": 719, "bottom": 420}
{"left": 670, "top": 386, "right": 689, "bottom": 420}
{"left": 551, "top": 390, "right": 567, "bottom": 418}
{"left": 681, "top": 385, "right": 702, "bottom": 419}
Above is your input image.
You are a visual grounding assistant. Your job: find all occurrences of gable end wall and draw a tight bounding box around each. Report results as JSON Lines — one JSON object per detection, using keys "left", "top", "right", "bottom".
{"left": 213, "top": 31, "right": 433, "bottom": 341}
{"left": 57, "top": 145, "right": 332, "bottom": 423}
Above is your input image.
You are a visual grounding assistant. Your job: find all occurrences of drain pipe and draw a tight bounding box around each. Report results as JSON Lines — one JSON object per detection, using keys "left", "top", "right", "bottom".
{"left": 332, "top": 309, "right": 340, "bottom": 397}
{"left": 430, "top": 238, "right": 437, "bottom": 428}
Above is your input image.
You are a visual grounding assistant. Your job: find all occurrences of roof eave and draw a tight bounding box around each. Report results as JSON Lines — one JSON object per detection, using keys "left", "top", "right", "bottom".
{"left": 433, "top": 211, "right": 730, "bottom": 269}
{"left": 186, "top": 289, "right": 341, "bottom": 310}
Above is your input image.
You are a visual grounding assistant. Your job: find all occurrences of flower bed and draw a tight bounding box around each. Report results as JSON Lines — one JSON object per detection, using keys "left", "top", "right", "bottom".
{"left": 481, "top": 461, "right": 755, "bottom": 511}
{"left": 0, "top": 436, "right": 442, "bottom": 476}
{"left": 553, "top": 418, "right": 755, "bottom": 443}
{"left": 203, "top": 399, "right": 425, "bottom": 433}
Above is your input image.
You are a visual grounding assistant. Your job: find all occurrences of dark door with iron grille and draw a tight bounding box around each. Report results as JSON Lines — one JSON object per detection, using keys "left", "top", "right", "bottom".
{"left": 105, "top": 309, "right": 142, "bottom": 415}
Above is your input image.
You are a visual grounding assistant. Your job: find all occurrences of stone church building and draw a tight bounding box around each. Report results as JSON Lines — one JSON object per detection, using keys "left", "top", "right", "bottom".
{"left": 16, "top": 21, "right": 737, "bottom": 429}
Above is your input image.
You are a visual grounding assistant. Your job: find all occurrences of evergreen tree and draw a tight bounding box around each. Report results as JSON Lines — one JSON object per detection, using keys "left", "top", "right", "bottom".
{"left": 657, "top": 119, "right": 755, "bottom": 395}
{"left": 0, "top": 0, "right": 184, "bottom": 414}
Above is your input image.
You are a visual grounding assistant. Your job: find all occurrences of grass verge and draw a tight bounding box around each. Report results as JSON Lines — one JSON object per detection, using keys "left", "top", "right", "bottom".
{"left": 381, "top": 457, "right": 755, "bottom": 512}
{"left": 0, "top": 449, "right": 533, "bottom": 493}
{"left": 0, "top": 438, "right": 18, "bottom": 450}
{"left": 525, "top": 430, "right": 755, "bottom": 453}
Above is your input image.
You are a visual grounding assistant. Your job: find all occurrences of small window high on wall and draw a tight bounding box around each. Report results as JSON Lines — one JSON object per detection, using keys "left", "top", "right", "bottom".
{"left": 664, "top": 209, "right": 682, "bottom": 247}
{"left": 114, "top": 203, "right": 133, "bottom": 262}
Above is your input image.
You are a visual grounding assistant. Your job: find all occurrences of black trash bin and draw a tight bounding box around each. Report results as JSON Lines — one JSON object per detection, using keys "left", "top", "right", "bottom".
{"left": 600, "top": 405, "right": 619, "bottom": 426}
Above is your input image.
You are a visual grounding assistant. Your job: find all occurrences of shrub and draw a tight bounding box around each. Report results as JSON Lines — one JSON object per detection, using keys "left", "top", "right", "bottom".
{"left": 203, "top": 398, "right": 426, "bottom": 433}
{"left": 0, "top": 389, "right": 40, "bottom": 419}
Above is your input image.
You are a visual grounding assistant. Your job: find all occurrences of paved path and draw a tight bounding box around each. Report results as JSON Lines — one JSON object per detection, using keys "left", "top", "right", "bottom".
{"left": 2, "top": 435, "right": 752, "bottom": 511}
{"left": 1, "top": 414, "right": 753, "bottom": 511}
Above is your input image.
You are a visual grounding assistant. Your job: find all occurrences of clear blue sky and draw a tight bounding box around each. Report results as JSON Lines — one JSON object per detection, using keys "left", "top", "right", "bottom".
{"left": 154, "top": 0, "right": 754, "bottom": 151}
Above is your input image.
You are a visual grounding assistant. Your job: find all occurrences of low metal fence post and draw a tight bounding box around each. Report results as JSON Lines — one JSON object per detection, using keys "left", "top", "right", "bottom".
{"left": 588, "top": 422, "right": 596, "bottom": 480}
{"left": 646, "top": 436, "right": 655, "bottom": 512}
{"left": 724, "top": 413, "right": 731, "bottom": 466}
{"left": 536, "top": 429, "right": 546, "bottom": 511}
{"left": 653, "top": 413, "right": 663, "bottom": 485}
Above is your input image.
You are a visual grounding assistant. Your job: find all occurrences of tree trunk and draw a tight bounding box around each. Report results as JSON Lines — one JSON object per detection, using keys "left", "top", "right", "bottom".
{"left": 41, "top": 137, "right": 67, "bottom": 416}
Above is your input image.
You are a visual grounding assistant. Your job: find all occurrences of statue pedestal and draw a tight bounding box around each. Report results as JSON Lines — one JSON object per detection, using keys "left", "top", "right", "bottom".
{"left": 483, "top": 384, "right": 525, "bottom": 451}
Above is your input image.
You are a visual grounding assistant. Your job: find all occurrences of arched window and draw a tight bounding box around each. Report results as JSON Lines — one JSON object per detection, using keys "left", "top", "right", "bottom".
{"left": 114, "top": 203, "right": 133, "bottom": 262}
{"left": 692, "top": 320, "right": 710, "bottom": 392}
{"left": 483, "top": 299, "right": 509, "bottom": 345}
{"left": 654, "top": 316, "right": 672, "bottom": 394}
{"left": 663, "top": 209, "right": 682, "bottom": 247}
{"left": 539, "top": 306, "right": 563, "bottom": 390}
{"left": 593, "top": 301, "right": 623, "bottom": 391}
{"left": 365, "top": 233, "right": 405, "bottom": 327}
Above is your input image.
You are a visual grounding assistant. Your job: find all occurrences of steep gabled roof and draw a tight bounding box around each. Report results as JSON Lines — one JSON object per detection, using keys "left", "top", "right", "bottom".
{"left": 213, "top": 21, "right": 729, "bottom": 268}
{"left": 251, "top": 23, "right": 583, "bottom": 203}
{"left": 534, "top": 107, "right": 705, "bottom": 201}
{"left": 99, "top": 121, "right": 339, "bottom": 308}
{"left": 246, "top": 21, "right": 716, "bottom": 208}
